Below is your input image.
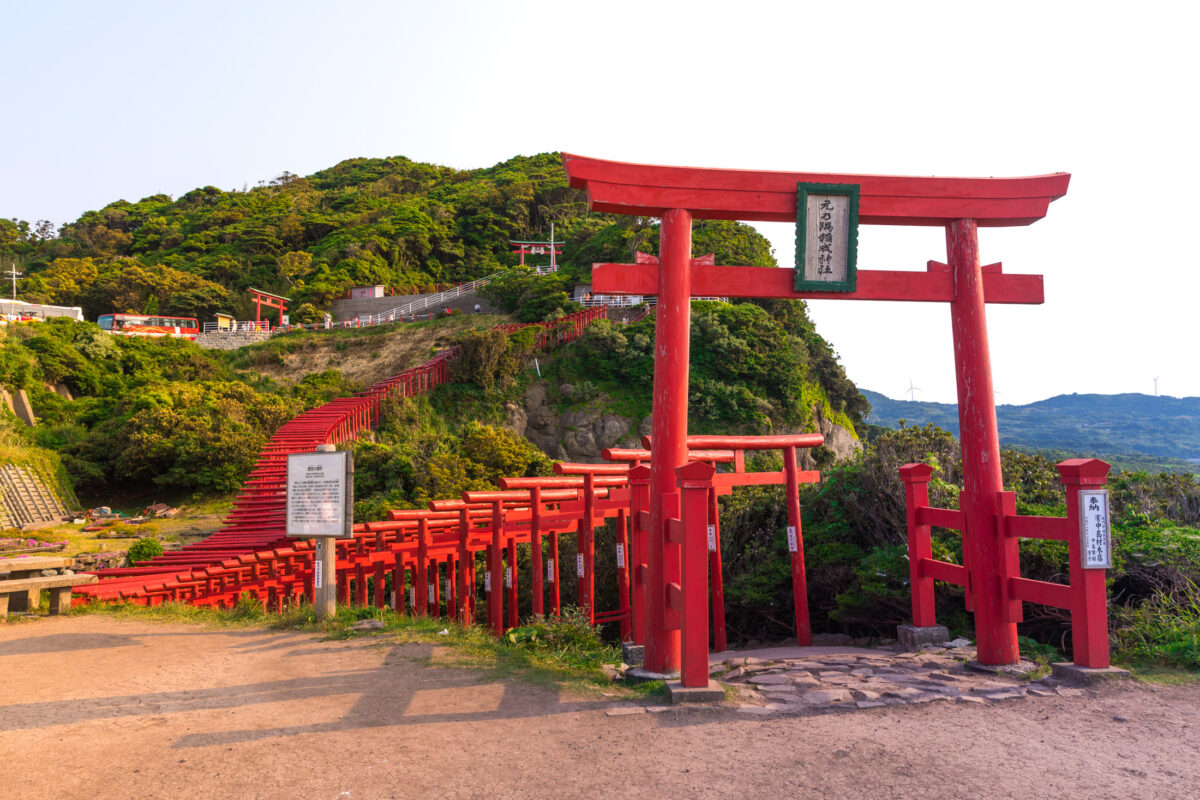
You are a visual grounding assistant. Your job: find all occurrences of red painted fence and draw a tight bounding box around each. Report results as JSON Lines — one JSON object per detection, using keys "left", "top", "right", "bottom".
{"left": 76, "top": 307, "right": 606, "bottom": 604}
{"left": 900, "top": 458, "right": 1114, "bottom": 668}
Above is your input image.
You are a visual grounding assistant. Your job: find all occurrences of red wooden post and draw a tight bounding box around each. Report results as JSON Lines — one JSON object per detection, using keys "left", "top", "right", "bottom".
{"left": 900, "top": 463, "right": 938, "bottom": 626}
{"left": 580, "top": 473, "right": 596, "bottom": 623}
{"left": 507, "top": 535, "right": 519, "bottom": 629}
{"left": 947, "top": 219, "right": 1018, "bottom": 665}
{"left": 646, "top": 208, "right": 692, "bottom": 674}
{"left": 616, "top": 508, "right": 632, "bottom": 641}
{"left": 458, "top": 506, "right": 472, "bottom": 624}
{"left": 531, "top": 486, "right": 545, "bottom": 618}
{"left": 392, "top": 554, "right": 404, "bottom": 612}
{"left": 677, "top": 461, "right": 716, "bottom": 687}
{"left": 707, "top": 486, "right": 727, "bottom": 652}
{"left": 1058, "top": 458, "right": 1113, "bottom": 668}
{"left": 431, "top": 558, "right": 441, "bottom": 615}
{"left": 628, "top": 465, "right": 650, "bottom": 645}
{"left": 446, "top": 553, "right": 456, "bottom": 619}
{"left": 783, "top": 446, "right": 811, "bottom": 645}
{"left": 373, "top": 560, "right": 386, "bottom": 608}
{"left": 415, "top": 518, "right": 429, "bottom": 617}
{"left": 489, "top": 500, "right": 504, "bottom": 635}
{"left": 548, "top": 528, "right": 561, "bottom": 617}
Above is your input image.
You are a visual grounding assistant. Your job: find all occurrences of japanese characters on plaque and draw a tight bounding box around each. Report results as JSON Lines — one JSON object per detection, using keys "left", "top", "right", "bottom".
{"left": 1079, "top": 490, "right": 1112, "bottom": 569}
{"left": 795, "top": 182, "right": 859, "bottom": 293}
{"left": 285, "top": 451, "right": 353, "bottom": 538}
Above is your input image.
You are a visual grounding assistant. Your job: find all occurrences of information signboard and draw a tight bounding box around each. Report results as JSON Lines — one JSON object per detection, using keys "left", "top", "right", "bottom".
{"left": 1079, "top": 489, "right": 1112, "bottom": 569}
{"left": 286, "top": 451, "right": 353, "bottom": 538}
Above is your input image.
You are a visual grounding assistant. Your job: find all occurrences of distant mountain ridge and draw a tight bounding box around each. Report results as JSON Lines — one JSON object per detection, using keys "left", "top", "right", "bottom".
{"left": 862, "top": 390, "right": 1200, "bottom": 464}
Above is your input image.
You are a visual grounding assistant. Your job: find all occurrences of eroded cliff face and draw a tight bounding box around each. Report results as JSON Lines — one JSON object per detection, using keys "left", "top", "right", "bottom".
{"left": 508, "top": 382, "right": 862, "bottom": 465}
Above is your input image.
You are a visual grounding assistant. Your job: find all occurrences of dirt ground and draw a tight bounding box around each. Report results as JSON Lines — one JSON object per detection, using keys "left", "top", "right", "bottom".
{"left": 2, "top": 616, "right": 1198, "bottom": 800}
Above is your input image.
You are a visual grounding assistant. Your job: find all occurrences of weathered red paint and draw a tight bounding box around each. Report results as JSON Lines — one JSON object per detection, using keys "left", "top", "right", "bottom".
{"left": 645, "top": 208, "right": 692, "bottom": 674}
{"left": 946, "top": 219, "right": 1017, "bottom": 664}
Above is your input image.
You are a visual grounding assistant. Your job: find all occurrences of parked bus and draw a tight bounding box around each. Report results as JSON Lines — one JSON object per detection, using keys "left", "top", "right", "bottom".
{"left": 97, "top": 313, "right": 200, "bottom": 339}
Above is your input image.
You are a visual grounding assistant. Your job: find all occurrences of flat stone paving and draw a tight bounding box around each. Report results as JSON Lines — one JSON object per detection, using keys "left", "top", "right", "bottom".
{"left": 706, "top": 641, "right": 1078, "bottom": 715}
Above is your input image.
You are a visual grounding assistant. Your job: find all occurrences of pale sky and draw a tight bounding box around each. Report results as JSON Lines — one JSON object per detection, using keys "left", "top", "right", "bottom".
{"left": 3, "top": 1, "right": 1196, "bottom": 404}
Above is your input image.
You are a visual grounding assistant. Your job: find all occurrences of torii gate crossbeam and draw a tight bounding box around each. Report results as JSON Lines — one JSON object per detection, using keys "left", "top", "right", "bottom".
{"left": 563, "top": 153, "right": 1070, "bottom": 674}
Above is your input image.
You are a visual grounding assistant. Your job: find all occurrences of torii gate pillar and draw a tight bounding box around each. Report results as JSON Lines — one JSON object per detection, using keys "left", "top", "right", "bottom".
{"left": 646, "top": 209, "right": 692, "bottom": 672}
{"left": 947, "top": 219, "right": 1018, "bottom": 664}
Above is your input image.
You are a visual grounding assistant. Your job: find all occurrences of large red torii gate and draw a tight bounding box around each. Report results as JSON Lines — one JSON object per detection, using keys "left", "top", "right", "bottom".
{"left": 563, "top": 153, "right": 1070, "bottom": 674}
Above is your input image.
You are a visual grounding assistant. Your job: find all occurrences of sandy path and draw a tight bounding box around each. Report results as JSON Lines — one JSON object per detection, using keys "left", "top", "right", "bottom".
{"left": 1, "top": 616, "right": 1197, "bottom": 800}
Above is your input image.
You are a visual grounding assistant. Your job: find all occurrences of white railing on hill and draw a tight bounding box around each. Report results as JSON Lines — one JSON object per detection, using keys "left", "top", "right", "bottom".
{"left": 198, "top": 264, "right": 561, "bottom": 337}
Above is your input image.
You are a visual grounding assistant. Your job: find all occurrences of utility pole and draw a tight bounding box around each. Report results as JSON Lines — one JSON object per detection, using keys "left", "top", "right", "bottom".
{"left": 5, "top": 264, "right": 21, "bottom": 300}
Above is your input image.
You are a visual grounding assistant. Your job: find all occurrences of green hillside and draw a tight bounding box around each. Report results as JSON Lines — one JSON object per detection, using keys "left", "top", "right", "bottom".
{"left": 862, "top": 389, "right": 1200, "bottom": 472}
{"left": 2, "top": 152, "right": 773, "bottom": 324}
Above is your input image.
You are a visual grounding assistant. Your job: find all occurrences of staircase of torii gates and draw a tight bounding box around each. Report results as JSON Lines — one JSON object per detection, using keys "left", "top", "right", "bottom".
{"left": 76, "top": 307, "right": 604, "bottom": 603}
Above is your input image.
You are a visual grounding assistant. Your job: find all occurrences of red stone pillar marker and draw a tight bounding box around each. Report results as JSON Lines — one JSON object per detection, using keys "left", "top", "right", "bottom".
{"left": 457, "top": 506, "right": 472, "bottom": 624}
{"left": 899, "top": 463, "right": 937, "bottom": 627}
{"left": 628, "top": 465, "right": 651, "bottom": 646}
{"left": 947, "top": 219, "right": 1018, "bottom": 665}
{"left": 646, "top": 208, "right": 692, "bottom": 675}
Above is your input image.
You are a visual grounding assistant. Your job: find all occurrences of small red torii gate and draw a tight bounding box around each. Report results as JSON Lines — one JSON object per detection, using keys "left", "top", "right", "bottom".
{"left": 563, "top": 153, "right": 1071, "bottom": 678}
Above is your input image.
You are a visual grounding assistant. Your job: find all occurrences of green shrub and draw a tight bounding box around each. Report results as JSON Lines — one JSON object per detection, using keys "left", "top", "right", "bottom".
{"left": 125, "top": 537, "right": 164, "bottom": 566}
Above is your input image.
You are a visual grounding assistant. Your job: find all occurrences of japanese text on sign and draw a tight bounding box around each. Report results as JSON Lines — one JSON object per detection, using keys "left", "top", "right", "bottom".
{"left": 616, "top": 543, "right": 626, "bottom": 568}
{"left": 577, "top": 553, "right": 585, "bottom": 577}
{"left": 707, "top": 524, "right": 717, "bottom": 552}
{"left": 786, "top": 526, "right": 799, "bottom": 553}
{"left": 1079, "top": 490, "right": 1112, "bottom": 569}
{"left": 286, "top": 451, "right": 353, "bottom": 538}
{"left": 803, "top": 195, "right": 849, "bottom": 282}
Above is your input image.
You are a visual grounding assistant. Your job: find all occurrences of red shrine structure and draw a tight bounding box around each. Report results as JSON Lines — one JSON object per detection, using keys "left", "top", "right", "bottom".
{"left": 564, "top": 153, "right": 1114, "bottom": 685}
{"left": 248, "top": 288, "right": 290, "bottom": 326}
{"left": 509, "top": 238, "right": 562, "bottom": 269}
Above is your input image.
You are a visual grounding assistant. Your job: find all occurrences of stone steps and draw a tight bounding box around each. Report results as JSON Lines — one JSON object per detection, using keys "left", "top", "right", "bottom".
{"left": 0, "top": 464, "right": 68, "bottom": 529}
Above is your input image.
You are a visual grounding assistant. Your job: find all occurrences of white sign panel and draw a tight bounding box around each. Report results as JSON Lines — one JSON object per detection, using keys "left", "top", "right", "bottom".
{"left": 313, "top": 557, "right": 324, "bottom": 589}
{"left": 576, "top": 553, "right": 584, "bottom": 577}
{"left": 428, "top": 585, "right": 435, "bottom": 603}
{"left": 286, "top": 451, "right": 353, "bottom": 538}
{"left": 615, "top": 543, "right": 626, "bottom": 569}
{"left": 505, "top": 567, "right": 512, "bottom": 588}
{"left": 786, "top": 525, "right": 799, "bottom": 553}
{"left": 547, "top": 560, "right": 555, "bottom": 582}
{"left": 484, "top": 572, "right": 492, "bottom": 592}
{"left": 1079, "top": 490, "right": 1112, "bottom": 569}
{"left": 707, "top": 524, "right": 717, "bottom": 552}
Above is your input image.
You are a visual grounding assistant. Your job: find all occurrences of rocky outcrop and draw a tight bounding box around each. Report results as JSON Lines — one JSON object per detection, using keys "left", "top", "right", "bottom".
{"left": 510, "top": 384, "right": 641, "bottom": 462}
{"left": 509, "top": 381, "right": 862, "bottom": 465}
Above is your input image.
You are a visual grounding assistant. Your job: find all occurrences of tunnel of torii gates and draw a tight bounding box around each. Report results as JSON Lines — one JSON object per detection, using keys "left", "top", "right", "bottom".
{"left": 563, "top": 153, "right": 1082, "bottom": 678}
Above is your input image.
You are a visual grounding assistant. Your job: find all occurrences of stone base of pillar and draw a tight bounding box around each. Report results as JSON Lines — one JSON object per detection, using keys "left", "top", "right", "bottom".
{"left": 896, "top": 623, "right": 949, "bottom": 651}
{"left": 1050, "top": 662, "right": 1131, "bottom": 685}
{"left": 666, "top": 679, "right": 725, "bottom": 704}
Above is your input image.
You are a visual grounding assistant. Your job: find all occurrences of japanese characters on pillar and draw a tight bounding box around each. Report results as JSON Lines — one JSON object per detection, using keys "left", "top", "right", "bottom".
{"left": 795, "top": 183, "right": 859, "bottom": 292}
{"left": 1079, "top": 490, "right": 1112, "bottom": 569}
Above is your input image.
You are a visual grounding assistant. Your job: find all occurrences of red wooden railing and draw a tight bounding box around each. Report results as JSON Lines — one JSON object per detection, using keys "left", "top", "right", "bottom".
{"left": 76, "top": 307, "right": 606, "bottom": 604}
{"left": 899, "top": 458, "right": 1114, "bottom": 668}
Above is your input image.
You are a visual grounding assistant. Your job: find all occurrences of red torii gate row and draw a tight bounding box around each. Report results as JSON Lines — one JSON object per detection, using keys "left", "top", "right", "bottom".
{"left": 563, "top": 152, "right": 1079, "bottom": 678}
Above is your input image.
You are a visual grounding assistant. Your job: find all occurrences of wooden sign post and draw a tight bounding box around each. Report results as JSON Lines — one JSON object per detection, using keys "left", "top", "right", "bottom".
{"left": 286, "top": 444, "right": 354, "bottom": 619}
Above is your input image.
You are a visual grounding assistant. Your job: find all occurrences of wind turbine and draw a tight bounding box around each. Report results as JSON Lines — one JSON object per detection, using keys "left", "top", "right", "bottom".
{"left": 1153, "top": 376, "right": 1160, "bottom": 397}
{"left": 906, "top": 378, "right": 920, "bottom": 402}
